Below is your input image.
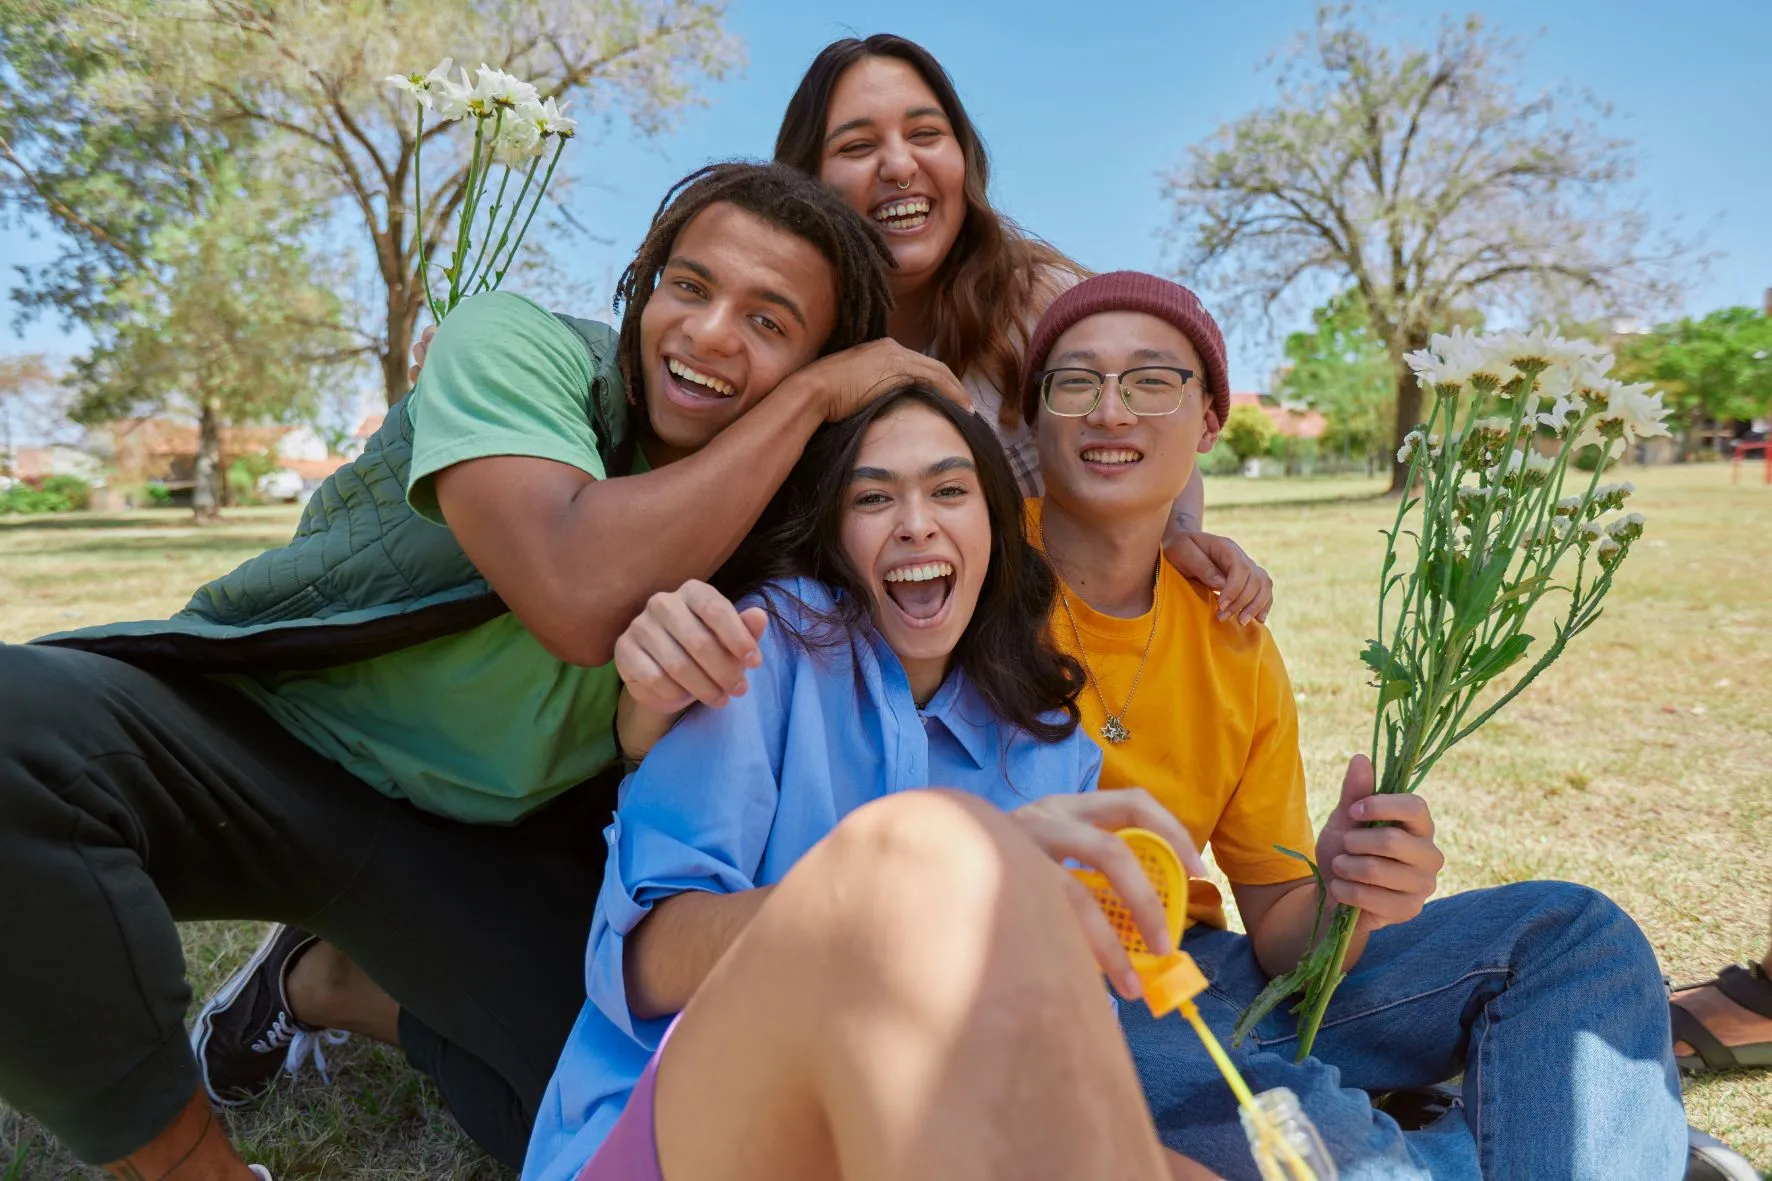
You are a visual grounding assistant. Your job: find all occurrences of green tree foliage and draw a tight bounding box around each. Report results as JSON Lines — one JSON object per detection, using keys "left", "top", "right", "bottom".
{"left": 1613, "top": 307, "right": 1772, "bottom": 454}
{"left": 1277, "top": 291, "right": 1393, "bottom": 470}
{"left": 1164, "top": 6, "right": 1687, "bottom": 492}
{"left": 0, "top": 0, "right": 201, "bottom": 332}
{"left": 69, "top": 163, "right": 352, "bottom": 522}
{"left": 2, "top": 0, "right": 354, "bottom": 520}
{"left": 1219, "top": 403, "right": 1280, "bottom": 465}
{"left": 4, "top": 0, "right": 740, "bottom": 405}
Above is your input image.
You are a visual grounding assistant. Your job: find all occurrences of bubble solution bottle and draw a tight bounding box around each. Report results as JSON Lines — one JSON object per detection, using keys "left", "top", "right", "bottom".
{"left": 1241, "top": 1087, "right": 1337, "bottom": 1181}
{"left": 1071, "top": 827, "right": 1338, "bottom": 1181}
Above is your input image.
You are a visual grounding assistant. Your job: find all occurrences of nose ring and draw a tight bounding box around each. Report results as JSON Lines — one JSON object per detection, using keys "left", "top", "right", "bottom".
{"left": 896, "top": 179, "right": 911, "bottom": 190}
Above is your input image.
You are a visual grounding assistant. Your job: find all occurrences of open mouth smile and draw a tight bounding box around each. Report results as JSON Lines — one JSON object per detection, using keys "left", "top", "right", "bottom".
{"left": 881, "top": 559, "right": 955, "bottom": 628}
{"left": 870, "top": 196, "right": 932, "bottom": 233}
{"left": 662, "top": 355, "right": 738, "bottom": 406}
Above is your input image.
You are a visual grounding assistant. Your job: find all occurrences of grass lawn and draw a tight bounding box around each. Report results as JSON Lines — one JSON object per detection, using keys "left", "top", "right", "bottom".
{"left": 2, "top": 465, "right": 1768, "bottom": 1177}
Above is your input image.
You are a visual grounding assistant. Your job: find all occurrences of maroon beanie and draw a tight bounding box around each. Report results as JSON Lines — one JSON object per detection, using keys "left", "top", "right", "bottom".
{"left": 1021, "top": 271, "right": 1230, "bottom": 430}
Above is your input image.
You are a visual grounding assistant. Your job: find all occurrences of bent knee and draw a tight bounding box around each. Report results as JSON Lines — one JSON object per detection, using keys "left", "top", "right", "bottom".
{"left": 0, "top": 645, "right": 145, "bottom": 813}
{"left": 0, "top": 644, "right": 115, "bottom": 725}
{"left": 773, "top": 791, "right": 1085, "bottom": 1012}
{"left": 1524, "top": 880, "right": 1639, "bottom": 935}
{"left": 1512, "top": 879, "right": 1662, "bottom": 981}
{"left": 819, "top": 789, "right": 1039, "bottom": 889}
{"left": 794, "top": 790, "right": 1061, "bottom": 942}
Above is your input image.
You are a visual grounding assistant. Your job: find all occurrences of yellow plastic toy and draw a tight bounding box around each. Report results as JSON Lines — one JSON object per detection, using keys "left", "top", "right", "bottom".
{"left": 1072, "top": 828, "right": 1335, "bottom": 1181}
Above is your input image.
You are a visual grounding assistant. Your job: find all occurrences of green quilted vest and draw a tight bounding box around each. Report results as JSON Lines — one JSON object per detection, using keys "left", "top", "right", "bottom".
{"left": 33, "top": 315, "right": 629, "bottom": 673}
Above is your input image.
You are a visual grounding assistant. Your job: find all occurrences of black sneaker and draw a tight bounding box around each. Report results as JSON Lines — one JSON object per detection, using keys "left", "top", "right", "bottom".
{"left": 190, "top": 924, "right": 347, "bottom": 1107}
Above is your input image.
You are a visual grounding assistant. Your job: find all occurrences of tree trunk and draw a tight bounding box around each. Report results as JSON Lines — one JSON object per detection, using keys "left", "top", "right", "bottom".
{"left": 382, "top": 290, "right": 414, "bottom": 407}
{"left": 192, "top": 395, "right": 223, "bottom": 525}
{"left": 1387, "top": 361, "right": 1422, "bottom": 493}
{"left": 1386, "top": 329, "right": 1432, "bottom": 493}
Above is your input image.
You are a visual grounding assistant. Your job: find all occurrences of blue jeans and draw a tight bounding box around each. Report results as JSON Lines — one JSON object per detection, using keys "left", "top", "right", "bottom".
{"left": 1122, "top": 881, "right": 1686, "bottom": 1181}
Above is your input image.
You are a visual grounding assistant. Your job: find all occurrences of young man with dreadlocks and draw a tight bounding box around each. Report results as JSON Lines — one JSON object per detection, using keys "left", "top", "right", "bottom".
{"left": 0, "top": 162, "right": 961, "bottom": 1180}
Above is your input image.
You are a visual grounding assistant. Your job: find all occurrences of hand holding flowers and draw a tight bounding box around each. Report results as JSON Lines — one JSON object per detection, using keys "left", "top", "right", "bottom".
{"left": 1313, "top": 756, "right": 1442, "bottom": 935}
{"left": 1238, "top": 327, "right": 1671, "bottom": 1059}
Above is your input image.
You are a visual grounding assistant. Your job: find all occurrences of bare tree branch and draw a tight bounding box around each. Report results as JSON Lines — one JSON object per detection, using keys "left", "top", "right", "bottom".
{"left": 1163, "top": 5, "right": 1695, "bottom": 490}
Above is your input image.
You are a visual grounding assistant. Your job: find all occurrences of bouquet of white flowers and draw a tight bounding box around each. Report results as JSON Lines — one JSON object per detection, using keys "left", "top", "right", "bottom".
{"left": 1236, "top": 327, "right": 1672, "bottom": 1060}
{"left": 385, "top": 60, "right": 577, "bottom": 322}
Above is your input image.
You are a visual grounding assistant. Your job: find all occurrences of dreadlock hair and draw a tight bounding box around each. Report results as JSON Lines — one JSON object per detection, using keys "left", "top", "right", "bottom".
{"left": 715, "top": 384, "right": 1084, "bottom": 745}
{"left": 613, "top": 161, "right": 897, "bottom": 403}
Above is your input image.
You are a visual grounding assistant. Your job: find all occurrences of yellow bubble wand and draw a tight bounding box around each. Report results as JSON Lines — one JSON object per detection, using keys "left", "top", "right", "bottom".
{"left": 1072, "top": 828, "right": 1335, "bottom": 1181}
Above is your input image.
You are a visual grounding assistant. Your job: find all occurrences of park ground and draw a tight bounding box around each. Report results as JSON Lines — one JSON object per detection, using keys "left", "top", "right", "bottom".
{"left": 2, "top": 464, "right": 1768, "bottom": 1178}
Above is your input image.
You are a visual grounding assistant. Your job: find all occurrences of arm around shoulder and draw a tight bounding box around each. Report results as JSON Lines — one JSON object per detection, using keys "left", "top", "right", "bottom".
{"left": 431, "top": 355, "right": 830, "bottom": 667}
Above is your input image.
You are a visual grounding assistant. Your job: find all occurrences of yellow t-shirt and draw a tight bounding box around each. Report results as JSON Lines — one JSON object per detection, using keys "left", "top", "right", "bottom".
{"left": 1029, "top": 500, "right": 1315, "bottom": 928}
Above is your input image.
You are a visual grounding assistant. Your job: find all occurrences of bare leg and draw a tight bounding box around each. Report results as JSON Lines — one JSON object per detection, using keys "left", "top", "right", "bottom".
{"left": 103, "top": 1090, "right": 255, "bottom": 1181}
{"left": 1671, "top": 902, "right": 1772, "bottom": 1059}
{"left": 283, "top": 941, "right": 401, "bottom": 1046}
{"left": 651, "top": 789, "right": 1172, "bottom": 1181}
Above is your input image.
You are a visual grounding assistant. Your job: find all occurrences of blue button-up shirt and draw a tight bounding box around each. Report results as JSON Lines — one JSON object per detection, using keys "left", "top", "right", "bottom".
{"left": 523, "top": 577, "right": 1102, "bottom": 1181}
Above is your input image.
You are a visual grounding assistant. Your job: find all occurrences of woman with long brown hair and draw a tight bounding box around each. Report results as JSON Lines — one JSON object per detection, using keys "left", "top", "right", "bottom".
{"left": 773, "top": 33, "right": 1272, "bottom": 624}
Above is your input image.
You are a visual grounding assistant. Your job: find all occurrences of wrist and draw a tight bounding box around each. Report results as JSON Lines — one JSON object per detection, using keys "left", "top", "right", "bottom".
{"left": 772, "top": 364, "right": 837, "bottom": 428}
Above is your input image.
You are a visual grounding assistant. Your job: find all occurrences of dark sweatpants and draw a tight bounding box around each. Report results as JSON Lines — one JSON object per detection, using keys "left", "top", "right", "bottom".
{"left": 0, "top": 642, "right": 618, "bottom": 1168}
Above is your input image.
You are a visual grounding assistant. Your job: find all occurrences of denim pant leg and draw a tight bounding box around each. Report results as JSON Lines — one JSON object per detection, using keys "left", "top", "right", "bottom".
{"left": 1124, "top": 881, "right": 1686, "bottom": 1181}
{"left": 1293, "top": 882, "right": 1686, "bottom": 1181}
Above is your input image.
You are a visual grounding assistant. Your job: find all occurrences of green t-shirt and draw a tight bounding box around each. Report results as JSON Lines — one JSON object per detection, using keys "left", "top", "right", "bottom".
{"left": 227, "top": 292, "right": 637, "bottom": 824}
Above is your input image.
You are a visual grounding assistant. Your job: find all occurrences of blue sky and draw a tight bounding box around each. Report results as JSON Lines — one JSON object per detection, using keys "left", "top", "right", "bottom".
{"left": 4, "top": 0, "right": 1768, "bottom": 417}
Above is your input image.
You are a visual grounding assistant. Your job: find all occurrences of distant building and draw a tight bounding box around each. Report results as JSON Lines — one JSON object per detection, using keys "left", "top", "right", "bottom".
{"left": 9, "top": 444, "right": 104, "bottom": 482}
{"left": 1226, "top": 392, "right": 1328, "bottom": 440}
{"left": 86, "top": 418, "right": 348, "bottom": 502}
{"left": 345, "top": 413, "right": 385, "bottom": 458}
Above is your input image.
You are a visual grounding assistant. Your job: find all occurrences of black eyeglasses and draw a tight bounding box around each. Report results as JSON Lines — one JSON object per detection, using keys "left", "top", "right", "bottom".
{"left": 1037, "top": 367, "right": 1197, "bottom": 417}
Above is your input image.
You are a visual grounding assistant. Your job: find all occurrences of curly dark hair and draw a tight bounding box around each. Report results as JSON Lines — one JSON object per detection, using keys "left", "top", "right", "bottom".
{"left": 716, "top": 385, "right": 1084, "bottom": 743}
{"left": 613, "top": 161, "right": 897, "bottom": 401}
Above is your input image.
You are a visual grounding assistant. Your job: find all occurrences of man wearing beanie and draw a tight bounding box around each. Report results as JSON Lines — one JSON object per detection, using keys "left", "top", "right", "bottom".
{"left": 1026, "top": 271, "right": 1688, "bottom": 1180}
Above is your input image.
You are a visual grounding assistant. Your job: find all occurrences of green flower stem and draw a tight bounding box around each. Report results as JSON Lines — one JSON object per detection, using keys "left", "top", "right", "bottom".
{"left": 412, "top": 108, "right": 442, "bottom": 325}
{"left": 1293, "top": 904, "right": 1362, "bottom": 1059}
{"left": 460, "top": 153, "right": 515, "bottom": 296}
{"left": 471, "top": 154, "right": 542, "bottom": 295}
{"left": 490, "top": 137, "right": 566, "bottom": 288}
{"left": 447, "top": 110, "right": 501, "bottom": 312}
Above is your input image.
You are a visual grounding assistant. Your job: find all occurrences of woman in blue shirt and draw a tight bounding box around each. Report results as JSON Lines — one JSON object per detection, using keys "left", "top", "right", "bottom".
{"left": 524, "top": 385, "right": 1213, "bottom": 1181}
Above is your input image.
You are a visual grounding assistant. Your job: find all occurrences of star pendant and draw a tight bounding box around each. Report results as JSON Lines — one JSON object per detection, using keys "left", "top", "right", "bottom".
{"left": 1100, "top": 716, "right": 1130, "bottom": 744}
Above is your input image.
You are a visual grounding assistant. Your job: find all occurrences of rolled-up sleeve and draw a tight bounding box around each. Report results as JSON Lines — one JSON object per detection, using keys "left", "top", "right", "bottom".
{"left": 582, "top": 621, "right": 791, "bottom": 1044}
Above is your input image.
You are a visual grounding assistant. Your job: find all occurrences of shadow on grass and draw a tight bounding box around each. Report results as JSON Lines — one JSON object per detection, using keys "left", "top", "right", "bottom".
{"left": 0, "top": 510, "right": 297, "bottom": 534}
{"left": 0, "top": 514, "right": 200, "bottom": 533}
{"left": 1214, "top": 488, "right": 1399, "bottom": 513}
{"left": 5, "top": 536, "right": 291, "bottom": 560}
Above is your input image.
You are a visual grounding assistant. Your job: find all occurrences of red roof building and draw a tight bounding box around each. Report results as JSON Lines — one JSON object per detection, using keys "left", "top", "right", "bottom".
{"left": 1226, "top": 392, "right": 1328, "bottom": 440}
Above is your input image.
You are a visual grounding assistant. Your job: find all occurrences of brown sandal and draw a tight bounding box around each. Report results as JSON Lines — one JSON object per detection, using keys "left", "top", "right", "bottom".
{"left": 1669, "top": 962, "right": 1772, "bottom": 1074}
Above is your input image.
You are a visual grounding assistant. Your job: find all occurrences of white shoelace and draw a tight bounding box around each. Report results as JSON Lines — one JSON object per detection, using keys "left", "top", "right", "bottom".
{"left": 250, "top": 1010, "right": 351, "bottom": 1083}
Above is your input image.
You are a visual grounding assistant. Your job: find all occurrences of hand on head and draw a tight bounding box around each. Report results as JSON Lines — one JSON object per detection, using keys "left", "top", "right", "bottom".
{"left": 795, "top": 337, "right": 972, "bottom": 423}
